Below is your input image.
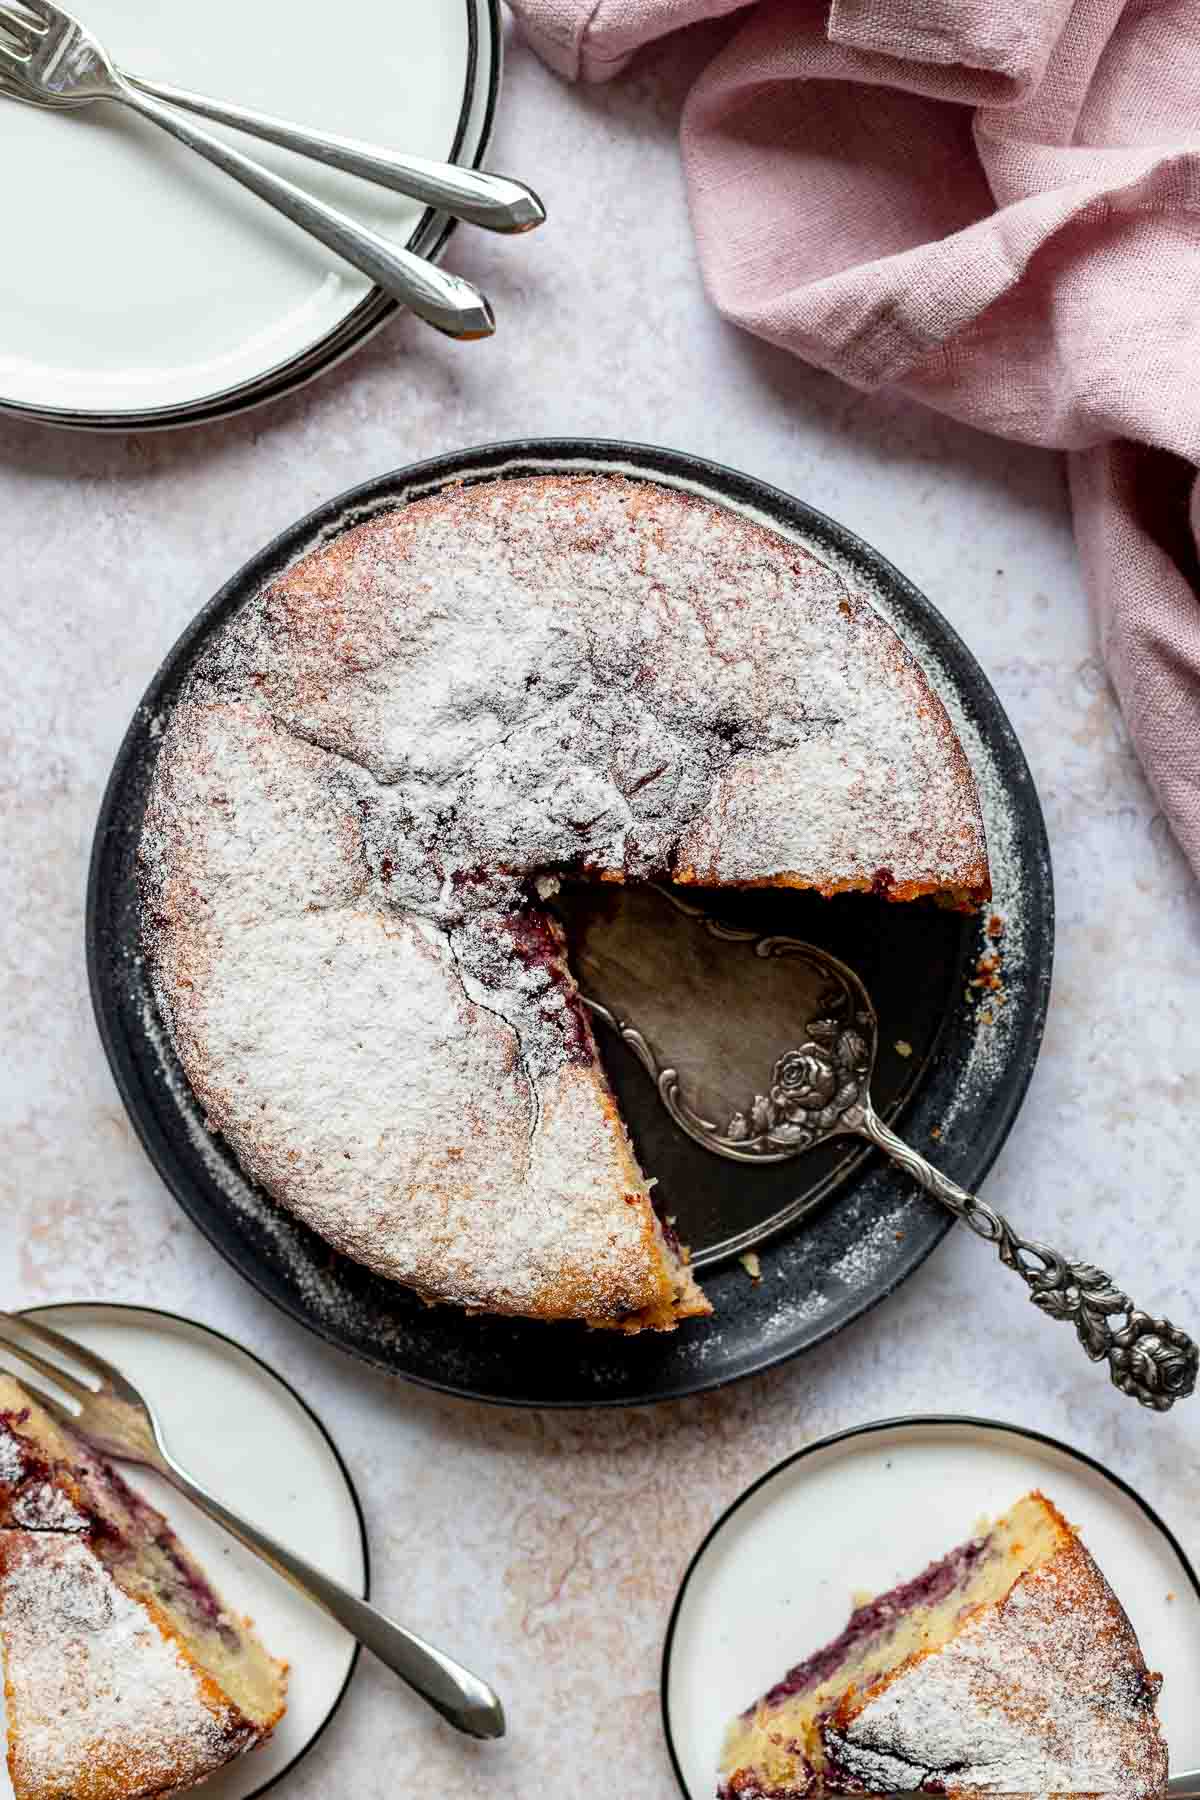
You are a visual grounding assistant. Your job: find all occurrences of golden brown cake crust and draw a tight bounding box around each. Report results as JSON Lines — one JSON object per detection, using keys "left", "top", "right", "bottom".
{"left": 141, "top": 473, "right": 990, "bottom": 1328}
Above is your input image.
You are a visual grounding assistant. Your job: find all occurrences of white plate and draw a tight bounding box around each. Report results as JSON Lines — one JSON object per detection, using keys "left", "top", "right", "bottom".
{"left": 663, "top": 1416, "right": 1200, "bottom": 1800}
{"left": 0, "top": 0, "right": 493, "bottom": 422}
{"left": 0, "top": 1303, "right": 367, "bottom": 1800}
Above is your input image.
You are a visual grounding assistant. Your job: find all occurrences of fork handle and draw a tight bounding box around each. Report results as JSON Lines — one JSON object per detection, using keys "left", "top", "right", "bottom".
{"left": 108, "top": 81, "right": 493, "bottom": 338}
{"left": 122, "top": 74, "right": 544, "bottom": 235}
{"left": 149, "top": 1446, "right": 505, "bottom": 1738}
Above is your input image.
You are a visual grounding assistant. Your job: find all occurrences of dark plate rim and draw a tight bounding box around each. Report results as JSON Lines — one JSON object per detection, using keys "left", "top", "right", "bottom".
{"left": 17, "top": 1298, "right": 369, "bottom": 1800}
{"left": 659, "top": 1412, "right": 1200, "bottom": 1800}
{"left": 0, "top": 0, "right": 501, "bottom": 433}
{"left": 86, "top": 437, "right": 1054, "bottom": 1408}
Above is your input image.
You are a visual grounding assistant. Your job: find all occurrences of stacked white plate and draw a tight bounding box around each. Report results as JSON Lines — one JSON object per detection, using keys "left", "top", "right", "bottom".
{"left": 0, "top": 0, "right": 498, "bottom": 428}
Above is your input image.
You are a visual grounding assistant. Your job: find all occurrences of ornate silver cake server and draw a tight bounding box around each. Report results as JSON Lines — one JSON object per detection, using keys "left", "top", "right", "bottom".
{"left": 579, "top": 889, "right": 1197, "bottom": 1414}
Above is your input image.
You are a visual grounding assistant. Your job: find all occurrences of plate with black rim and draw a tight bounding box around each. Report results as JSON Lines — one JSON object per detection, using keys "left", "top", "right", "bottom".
{"left": 661, "top": 1414, "right": 1200, "bottom": 1799}
{"left": 86, "top": 439, "right": 1053, "bottom": 1407}
{"left": 0, "top": 0, "right": 500, "bottom": 431}
{"left": 0, "top": 1302, "right": 368, "bottom": 1800}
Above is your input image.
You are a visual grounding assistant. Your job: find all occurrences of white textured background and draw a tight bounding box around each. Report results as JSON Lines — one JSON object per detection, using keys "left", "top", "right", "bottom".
{"left": 2, "top": 19, "right": 1198, "bottom": 1798}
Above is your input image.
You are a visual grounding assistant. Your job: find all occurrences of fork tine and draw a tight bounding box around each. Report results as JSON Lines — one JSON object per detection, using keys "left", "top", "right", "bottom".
{"left": 0, "top": 1318, "right": 97, "bottom": 1406}
{"left": 0, "top": 34, "right": 29, "bottom": 64}
{"left": 0, "top": 1364, "right": 80, "bottom": 1427}
{"left": 2, "top": 1313, "right": 115, "bottom": 1386}
{"left": 0, "top": 6, "right": 36, "bottom": 49}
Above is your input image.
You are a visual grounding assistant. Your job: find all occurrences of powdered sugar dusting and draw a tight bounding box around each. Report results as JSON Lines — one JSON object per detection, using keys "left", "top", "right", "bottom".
{"left": 783, "top": 525, "right": 1035, "bottom": 1147}
{"left": 829, "top": 1530, "right": 1167, "bottom": 1797}
{"left": 0, "top": 1434, "right": 25, "bottom": 1488}
{"left": 466, "top": 456, "right": 1035, "bottom": 1153}
{"left": 138, "top": 475, "right": 988, "bottom": 1327}
{"left": 0, "top": 1533, "right": 253, "bottom": 1798}
{"left": 10, "top": 1481, "right": 86, "bottom": 1531}
{"left": 250, "top": 453, "right": 1037, "bottom": 1153}
{"left": 827, "top": 1208, "right": 910, "bottom": 1290}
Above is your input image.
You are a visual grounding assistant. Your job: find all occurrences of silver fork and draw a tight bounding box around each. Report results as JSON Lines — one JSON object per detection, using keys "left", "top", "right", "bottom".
{"left": 0, "top": 1311, "right": 506, "bottom": 1740}
{"left": 0, "top": 0, "right": 495, "bottom": 340}
{"left": 119, "top": 75, "right": 545, "bottom": 237}
{"left": 0, "top": 0, "right": 543, "bottom": 235}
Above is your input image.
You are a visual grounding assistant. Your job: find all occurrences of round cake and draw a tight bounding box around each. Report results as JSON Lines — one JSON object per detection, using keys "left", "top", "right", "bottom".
{"left": 139, "top": 473, "right": 990, "bottom": 1330}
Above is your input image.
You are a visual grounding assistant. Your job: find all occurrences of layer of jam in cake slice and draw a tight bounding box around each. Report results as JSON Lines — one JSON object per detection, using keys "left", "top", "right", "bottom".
{"left": 0, "top": 1372, "right": 287, "bottom": 1800}
{"left": 719, "top": 1491, "right": 1167, "bottom": 1800}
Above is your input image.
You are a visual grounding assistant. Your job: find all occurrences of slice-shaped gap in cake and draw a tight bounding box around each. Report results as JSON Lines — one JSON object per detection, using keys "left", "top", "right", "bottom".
{"left": 0, "top": 1372, "right": 287, "bottom": 1800}
{"left": 719, "top": 1490, "right": 1167, "bottom": 1799}
{"left": 480, "top": 886, "right": 710, "bottom": 1333}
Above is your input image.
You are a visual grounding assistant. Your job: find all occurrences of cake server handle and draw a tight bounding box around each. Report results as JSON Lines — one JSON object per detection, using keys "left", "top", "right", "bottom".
{"left": 855, "top": 1105, "right": 1198, "bottom": 1413}
{"left": 150, "top": 1443, "right": 506, "bottom": 1739}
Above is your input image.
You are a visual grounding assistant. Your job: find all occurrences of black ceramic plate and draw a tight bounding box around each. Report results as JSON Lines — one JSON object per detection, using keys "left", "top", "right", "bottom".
{"left": 87, "top": 440, "right": 1053, "bottom": 1406}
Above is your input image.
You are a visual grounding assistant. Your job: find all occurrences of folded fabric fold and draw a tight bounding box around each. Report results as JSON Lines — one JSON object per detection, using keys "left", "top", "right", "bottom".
{"left": 510, "top": 0, "right": 1200, "bottom": 874}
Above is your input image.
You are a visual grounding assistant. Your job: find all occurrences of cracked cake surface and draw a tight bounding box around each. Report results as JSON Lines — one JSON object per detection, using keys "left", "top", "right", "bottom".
{"left": 139, "top": 472, "right": 990, "bottom": 1328}
{"left": 719, "top": 1490, "right": 1167, "bottom": 1800}
{"left": 0, "top": 1374, "right": 287, "bottom": 1800}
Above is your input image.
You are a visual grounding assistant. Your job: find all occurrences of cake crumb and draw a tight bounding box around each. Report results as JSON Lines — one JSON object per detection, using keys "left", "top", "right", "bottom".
{"left": 851, "top": 1588, "right": 874, "bottom": 1608}
{"left": 739, "top": 1251, "right": 762, "bottom": 1284}
{"left": 894, "top": 1039, "right": 913, "bottom": 1058}
{"left": 967, "top": 944, "right": 1007, "bottom": 1017}
{"left": 970, "top": 951, "right": 1003, "bottom": 990}
{"left": 930, "top": 1125, "right": 942, "bottom": 1140}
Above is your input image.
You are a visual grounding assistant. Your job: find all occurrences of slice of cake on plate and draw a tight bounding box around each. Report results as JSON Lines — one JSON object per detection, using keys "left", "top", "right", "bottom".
{"left": 0, "top": 1372, "right": 287, "bottom": 1800}
{"left": 719, "top": 1490, "right": 1167, "bottom": 1799}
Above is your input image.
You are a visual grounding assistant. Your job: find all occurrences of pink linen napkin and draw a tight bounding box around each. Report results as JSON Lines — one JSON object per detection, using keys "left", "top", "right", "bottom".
{"left": 511, "top": 0, "right": 1200, "bottom": 876}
